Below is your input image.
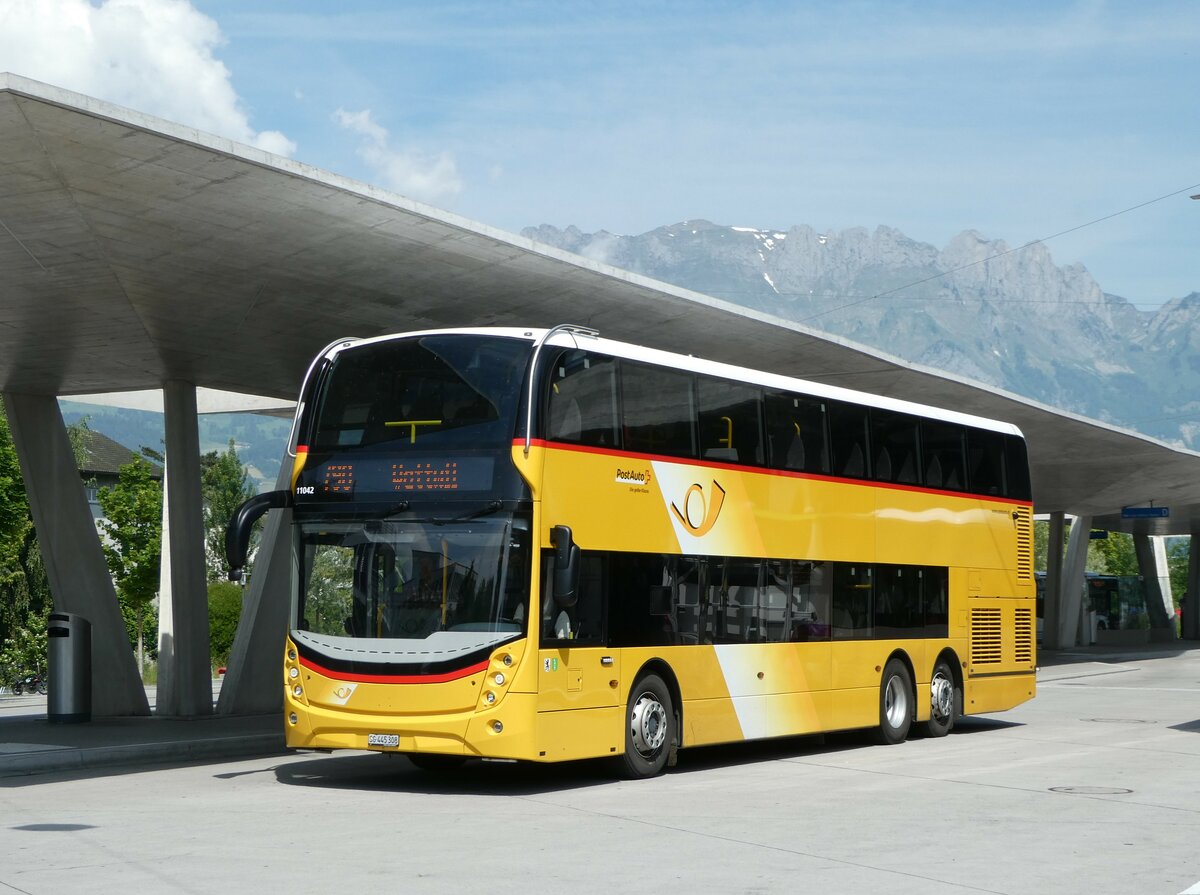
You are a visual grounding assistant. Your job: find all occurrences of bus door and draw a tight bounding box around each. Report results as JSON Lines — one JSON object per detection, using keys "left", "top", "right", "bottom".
{"left": 537, "top": 554, "right": 619, "bottom": 711}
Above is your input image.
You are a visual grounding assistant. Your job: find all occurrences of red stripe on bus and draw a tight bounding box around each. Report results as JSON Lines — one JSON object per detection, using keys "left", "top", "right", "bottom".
{"left": 298, "top": 655, "right": 488, "bottom": 684}
{"left": 517, "top": 438, "right": 1032, "bottom": 507}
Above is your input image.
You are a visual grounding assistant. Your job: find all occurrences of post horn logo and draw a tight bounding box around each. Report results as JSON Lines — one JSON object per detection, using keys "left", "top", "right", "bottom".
{"left": 670, "top": 480, "right": 726, "bottom": 536}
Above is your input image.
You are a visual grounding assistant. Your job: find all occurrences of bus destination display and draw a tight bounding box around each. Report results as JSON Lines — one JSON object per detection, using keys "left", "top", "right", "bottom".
{"left": 299, "top": 456, "right": 494, "bottom": 498}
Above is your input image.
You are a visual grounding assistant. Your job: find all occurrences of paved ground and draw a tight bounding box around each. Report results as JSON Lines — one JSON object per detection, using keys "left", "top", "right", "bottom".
{"left": 1, "top": 646, "right": 1199, "bottom": 894}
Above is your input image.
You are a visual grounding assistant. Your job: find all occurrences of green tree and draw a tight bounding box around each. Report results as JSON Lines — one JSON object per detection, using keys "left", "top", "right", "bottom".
{"left": 201, "top": 439, "right": 256, "bottom": 582}
{"left": 1088, "top": 531, "right": 1139, "bottom": 576}
{"left": 97, "top": 455, "right": 163, "bottom": 671}
{"left": 207, "top": 580, "right": 243, "bottom": 670}
{"left": 0, "top": 604, "right": 49, "bottom": 686}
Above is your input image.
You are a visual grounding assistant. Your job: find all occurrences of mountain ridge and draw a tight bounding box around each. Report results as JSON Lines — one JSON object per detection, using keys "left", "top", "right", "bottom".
{"left": 523, "top": 220, "right": 1198, "bottom": 449}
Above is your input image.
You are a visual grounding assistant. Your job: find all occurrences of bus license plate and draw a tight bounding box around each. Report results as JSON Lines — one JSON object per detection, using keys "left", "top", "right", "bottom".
{"left": 367, "top": 733, "right": 400, "bottom": 748}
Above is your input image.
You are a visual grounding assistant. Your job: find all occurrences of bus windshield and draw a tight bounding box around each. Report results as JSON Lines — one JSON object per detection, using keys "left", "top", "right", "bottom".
{"left": 308, "top": 333, "right": 530, "bottom": 454}
{"left": 294, "top": 515, "right": 530, "bottom": 642}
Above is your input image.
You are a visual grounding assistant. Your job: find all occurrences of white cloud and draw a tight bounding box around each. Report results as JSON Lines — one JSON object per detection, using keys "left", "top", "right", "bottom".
{"left": 0, "top": 0, "right": 295, "bottom": 156}
{"left": 335, "top": 107, "right": 463, "bottom": 203}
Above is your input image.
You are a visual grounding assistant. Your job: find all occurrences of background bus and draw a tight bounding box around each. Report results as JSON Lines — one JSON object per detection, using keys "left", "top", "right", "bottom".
{"left": 228, "top": 325, "right": 1035, "bottom": 778}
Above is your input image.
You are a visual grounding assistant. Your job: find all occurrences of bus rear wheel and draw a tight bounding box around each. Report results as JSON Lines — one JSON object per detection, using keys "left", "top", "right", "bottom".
{"left": 875, "top": 658, "right": 913, "bottom": 745}
{"left": 616, "top": 673, "right": 675, "bottom": 779}
{"left": 922, "top": 659, "right": 959, "bottom": 738}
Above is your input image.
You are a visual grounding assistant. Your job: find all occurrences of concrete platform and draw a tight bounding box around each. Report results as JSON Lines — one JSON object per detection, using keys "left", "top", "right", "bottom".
{"left": 0, "top": 682, "right": 285, "bottom": 778}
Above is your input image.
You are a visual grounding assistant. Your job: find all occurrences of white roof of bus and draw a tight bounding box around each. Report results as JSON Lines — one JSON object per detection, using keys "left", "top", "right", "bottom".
{"left": 330, "top": 327, "right": 1024, "bottom": 438}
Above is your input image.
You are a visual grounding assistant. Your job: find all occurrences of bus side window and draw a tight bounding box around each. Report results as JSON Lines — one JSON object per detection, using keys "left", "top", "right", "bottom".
{"left": 541, "top": 552, "right": 605, "bottom": 644}
{"left": 870, "top": 410, "right": 920, "bottom": 485}
{"left": 546, "top": 350, "right": 619, "bottom": 447}
{"left": 874, "top": 565, "right": 923, "bottom": 638}
{"left": 922, "top": 420, "right": 966, "bottom": 491}
{"left": 832, "top": 564, "right": 873, "bottom": 639}
{"left": 827, "top": 401, "right": 869, "bottom": 479}
{"left": 697, "top": 376, "right": 764, "bottom": 465}
{"left": 967, "top": 428, "right": 1006, "bottom": 496}
{"left": 763, "top": 391, "right": 828, "bottom": 474}
{"left": 1003, "top": 434, "right": 1032, "bottom": 501}
{"left": 621, "top": 362, "right": 697, "bottom": 459}
{"left": 923, "top": 567, "right": 949, "bottom": 638}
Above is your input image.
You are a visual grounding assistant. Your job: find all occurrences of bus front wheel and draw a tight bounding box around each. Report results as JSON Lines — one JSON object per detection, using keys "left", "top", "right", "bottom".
{"left": 875, "top": 658, "right": 913, "bottom": 745}
{"left": 617, "top": 673, "right": 676, "bottom": 779}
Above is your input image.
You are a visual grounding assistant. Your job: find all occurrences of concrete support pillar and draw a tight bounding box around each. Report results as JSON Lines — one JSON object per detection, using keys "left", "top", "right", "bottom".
{"left": 1185, "top": 533, "right": 1200, "bottom": 641}
{"left": 1042, "top": 512, "right": 1066, "bottom": 650}
{"left": 1134, "top": 533, "right": 1176, "bottom": 640}
{"left": 1054, "top": 515, "right": 1091, "bottom": 649}
{"left": 156, "top": 381, "right": 212, "bottom": 717}
{"left": 216, "top": 455, "right": 292, "bottom": 715}
{"left": 3, "top": 392, "right": 149, "bottom": 716}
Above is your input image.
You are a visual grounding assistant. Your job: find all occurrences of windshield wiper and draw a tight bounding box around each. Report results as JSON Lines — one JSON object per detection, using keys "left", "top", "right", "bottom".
{"left": 417, "top": 499, "right": 504, "bottom": 526}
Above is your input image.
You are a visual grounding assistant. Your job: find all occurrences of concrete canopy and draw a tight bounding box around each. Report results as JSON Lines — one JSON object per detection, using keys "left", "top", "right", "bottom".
{"left": 3, "top": 73, "right": 1200, "bottom": 536}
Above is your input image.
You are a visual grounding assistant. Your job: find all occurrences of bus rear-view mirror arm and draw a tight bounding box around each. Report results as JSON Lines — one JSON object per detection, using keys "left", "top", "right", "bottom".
{"left": 226, "top": 490, "right": 293, "bottom": 582}
{"left": 550, "top": 524, "right": 580, "bottom": 609}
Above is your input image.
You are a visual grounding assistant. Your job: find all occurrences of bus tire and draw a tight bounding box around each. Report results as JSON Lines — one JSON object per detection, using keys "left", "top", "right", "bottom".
{"left": 407, "top": 753, "right": 467, "bottom": 772}
{"left": 616, "top": 673, "right": 675, "bottom": 779}
{"left": 875, "top": 658, "right": 913, "bottom": 745}
{"left": 922, "top": 658, "right": 959, "bottom": 738}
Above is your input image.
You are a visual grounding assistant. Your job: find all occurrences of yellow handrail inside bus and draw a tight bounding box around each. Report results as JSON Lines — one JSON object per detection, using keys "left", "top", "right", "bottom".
{"left": 385, "top": 419, "right": 442, "bottom": 444}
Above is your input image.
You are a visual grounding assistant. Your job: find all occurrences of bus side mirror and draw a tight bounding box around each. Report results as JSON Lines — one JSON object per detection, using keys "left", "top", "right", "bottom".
{"left": 226, "top": 490, "right": 293, "bottom": 581}
{"left": 550, "top": 525, "right": 580, "bottom": 609}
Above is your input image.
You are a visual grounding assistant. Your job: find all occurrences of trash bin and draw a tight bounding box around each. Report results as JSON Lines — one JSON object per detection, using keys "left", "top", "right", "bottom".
{"left": 47, "top": 612, "right": 91, "bottom": 723}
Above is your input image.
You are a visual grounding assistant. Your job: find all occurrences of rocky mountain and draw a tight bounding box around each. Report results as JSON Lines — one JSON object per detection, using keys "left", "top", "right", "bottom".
{"left": 523, "top": 221, "right": 1200, "bottom": 449}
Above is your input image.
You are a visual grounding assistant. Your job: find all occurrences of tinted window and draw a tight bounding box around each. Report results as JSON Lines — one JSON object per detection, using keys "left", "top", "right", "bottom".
{"left": 1004, "top": 435, "right": 1033, "bottom": 501}
{"left": 871, "top": 410, "right": 921, "bottom": 485}
{"left": 874, "top": 565, "right": 924, "bottom": 637}
{"left": 827, "top": 401, "right": 870, "bottom": 479}
{"left": 545, "top": 350, "right": 619, "bottom": 447}
{"left": 310, "top": 335, "right": 528, "bottom": 452}
{"left": 764, "top": 391, "right": 829, "bottom": 474}
{"left": 542, "top": 552, "right": 605, "bottom": 644}
{"left": 789, "top": 560, "right": 831, "bottom": 641}
{"left": 922, "top": 420, "right": 966, "bottom": 491}
{"left": 697, "top": 377, "right": 764, "bottom": 465}
{"left": 832, "top": 564, "right": 872, "bottom": 639}
{"left": 967, "top": 428, "right": 1006, "bottom": 496}
{"left": 622, "top": 362, "right": 696, "bottom": 458}
{"left": 710, "top": 557, "right": 764, "bottom": 643}
{"left": 923, "top": 566, "right": 949, "bottom": 637}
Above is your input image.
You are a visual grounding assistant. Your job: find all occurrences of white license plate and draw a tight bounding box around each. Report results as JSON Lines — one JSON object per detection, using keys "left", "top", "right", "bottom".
{"left": 367, "top": 733, "right": 400, "bottom": 748}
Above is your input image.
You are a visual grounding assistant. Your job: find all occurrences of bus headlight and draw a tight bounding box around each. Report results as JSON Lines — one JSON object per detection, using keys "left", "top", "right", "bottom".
{"left": 289, "top": 713, "right": 298, "bottom": 725}
{"left": 289, "top": 667, "right": 299, "bottom": 680}
{"left": 493, "top": 672, "right": 505, "bottom": 686}
{"left": 492, "top": 720, "right": 503, "bottom": 733}
{"left": 293, "top": 685, "right": 303, "bottom": 698}
{"left": 485, "top": 691, "right": 496, "bottom": 704}
{"left": 502, "top": 654, "right": 513, "bottom": 667}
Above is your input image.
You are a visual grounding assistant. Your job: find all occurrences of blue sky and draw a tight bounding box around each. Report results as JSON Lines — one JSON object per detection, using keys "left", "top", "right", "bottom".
{"left": 2, "top": 0, "right": 1197, "bottom": 307}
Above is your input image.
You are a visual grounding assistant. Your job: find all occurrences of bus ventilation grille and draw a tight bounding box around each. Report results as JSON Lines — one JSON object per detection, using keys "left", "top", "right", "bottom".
{"left": 1014, "top": 608, "right": 1034, "bottom": 665}
{"left": 970, "top": 607, "right": 1004, "bottom": 665}
{"left": 1014, "top": 507, "right": 1033, "bottom": 581}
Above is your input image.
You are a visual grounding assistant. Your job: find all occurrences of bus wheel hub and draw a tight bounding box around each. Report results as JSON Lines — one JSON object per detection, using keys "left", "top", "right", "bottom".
{"left": 631, "top": 693, "right": 667, "bottom": 755}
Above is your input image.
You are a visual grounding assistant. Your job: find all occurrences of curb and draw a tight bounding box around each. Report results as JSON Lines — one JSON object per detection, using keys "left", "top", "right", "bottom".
{"left": 0, "top": 734, "right": 287, "bottom": 779}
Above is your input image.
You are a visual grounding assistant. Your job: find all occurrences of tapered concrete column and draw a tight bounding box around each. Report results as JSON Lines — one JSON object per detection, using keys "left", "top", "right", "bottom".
{"left": 156, "top": 381, "right": 212, "bottom": 717}
{"left": 1054, "top": 515, "right": 1091, "bottom": 649}
{"left": 1042, "top": 512, "right": 1066, "bottom": 649}
{"left": 1134, "top": 533, "right": 1176, "bottom": 639}
{"left": 1185, "top": 533, "right": 1200, "bottom": 641}
{"left": 3, "top": 392, "right": 149, "bottom": 716}
{"left": 216, "top": 454, "right": 291, "bottom": 715}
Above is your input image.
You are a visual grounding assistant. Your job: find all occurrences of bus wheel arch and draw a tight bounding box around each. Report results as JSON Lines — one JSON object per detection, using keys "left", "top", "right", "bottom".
{"left": 875, "top": 651, "right": 915, "bottom": 746}
{"left": 616, "top": 660, "right": 681, "bottom": 779}
{"left": 922, "top": 649, "right": 962, "bottom": 738}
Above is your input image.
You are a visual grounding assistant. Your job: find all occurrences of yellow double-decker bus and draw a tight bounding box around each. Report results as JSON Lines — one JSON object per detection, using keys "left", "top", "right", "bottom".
{"left": 227, "top": 325, "right": 1035, "bottom": 778}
